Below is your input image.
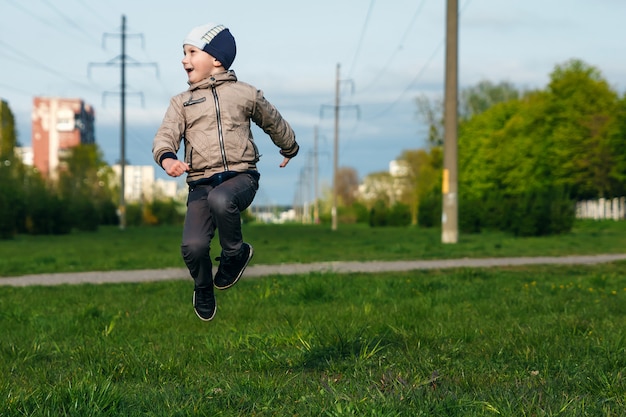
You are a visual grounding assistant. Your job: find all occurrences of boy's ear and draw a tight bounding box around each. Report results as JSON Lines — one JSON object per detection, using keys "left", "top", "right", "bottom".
{"left": 213, "top": 58, "right": 224, "bottom": 68}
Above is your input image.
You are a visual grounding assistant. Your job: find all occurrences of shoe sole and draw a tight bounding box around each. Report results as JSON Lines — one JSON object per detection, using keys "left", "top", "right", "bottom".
{"left": 215, "top": 244, "right": 254, "bottom": 290}
{"left": 193, "top": 291, "right": 216, "bottom": 321}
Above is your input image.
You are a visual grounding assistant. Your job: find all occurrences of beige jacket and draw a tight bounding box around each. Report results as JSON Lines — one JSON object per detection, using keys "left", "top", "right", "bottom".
{"left": 152, "top": 70, "right": 298, "bottom": 183}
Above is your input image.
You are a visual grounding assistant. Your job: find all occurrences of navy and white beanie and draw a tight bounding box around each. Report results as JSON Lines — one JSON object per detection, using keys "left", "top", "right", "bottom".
{"left": 184, "top": 23, "right": 237, "bottom": 69}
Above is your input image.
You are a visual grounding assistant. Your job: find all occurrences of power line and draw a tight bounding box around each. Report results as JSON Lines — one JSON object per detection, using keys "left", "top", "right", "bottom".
{"left": 0, "top": 40, "right": 94, "bottom": 91}
{"left": 355, "top": 0, "right": 428, "bottom": 94}
{"left": 41, "top": 0, "right": 102, "bottom": 45}
{"left": 347, "top": 0, "right": 376, "bottom": 78}
{"left": 367, "top": 38, "right": 444, "bottom": 120}
{"left": 70, "top": 0, "right": 115, "bottom": 33}
{"left": 362, "top": 0, "right": 474, "bottom": 120}
{"left": 6, "top": 0, "right": 55, "bottom": 28}
{"left": 0, "top": 82, "right": 32, "bottom": 96}
{"left": 5, "top": 0, "right": 99, "bottom": 48}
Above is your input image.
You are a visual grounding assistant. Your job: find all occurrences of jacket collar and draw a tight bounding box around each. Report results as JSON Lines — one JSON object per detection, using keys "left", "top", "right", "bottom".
{"left": 188, "top": 70, "right": 237, "bottom": 91}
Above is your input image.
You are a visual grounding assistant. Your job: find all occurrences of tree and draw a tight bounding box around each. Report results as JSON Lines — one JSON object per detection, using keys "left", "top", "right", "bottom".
{"left": 416, "top": 81, "right": 520, "bottom": 148}
{"left": 396, "top": 149, "right": 441, "bottom": 225}
{"left": 335, "top": 166, "right": 360, "bottom": 206}
{"left": 57, "top": 144, "right": 117, "bottom": 230}
{"left": 610, "top": 95, "right": 626, "bottom": 195}
{"left": 546, "top": 59, "right": 623, "bottom": 198}
{"left": 459, "top": 59, "right": 626, "bottom": 200}
{"left": 358, "top": 171, "right": 394, "bottom": 208}
{"left": 0, "top": 100, "right": 18, "bottom": 154}
{"left": 455, "top": 59, "right": 626, "bottom": 235}
{"left": 416, "top": 95, "right": 444, "bottom": 147}
{"left": 460, "top": 80, "right": 520, "bottom": 119}
{"left": 0, "top": 102, "right": 22, "bottom": 238}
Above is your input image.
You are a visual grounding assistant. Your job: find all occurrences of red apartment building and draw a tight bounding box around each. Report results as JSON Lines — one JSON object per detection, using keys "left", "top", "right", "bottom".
{"left": 32, "top": 97, "right": 95, "bottom": 178}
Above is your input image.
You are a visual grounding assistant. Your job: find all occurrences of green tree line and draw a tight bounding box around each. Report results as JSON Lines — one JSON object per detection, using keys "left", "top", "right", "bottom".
{"left": 0, "top": 102, "right": 184, "bottom": 239}
{"left": 3, "top": 59, "right": 625, "bottom": 238}
{"left": 337, "top": 59, "right": 626, "bottom": 235}
{"left": 456, "top": 59, "right": 626, "bottom": 235}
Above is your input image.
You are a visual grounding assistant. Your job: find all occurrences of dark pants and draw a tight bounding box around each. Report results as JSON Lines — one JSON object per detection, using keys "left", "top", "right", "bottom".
{"left": 181, "top": 173, "right": 258, "bottom": 289}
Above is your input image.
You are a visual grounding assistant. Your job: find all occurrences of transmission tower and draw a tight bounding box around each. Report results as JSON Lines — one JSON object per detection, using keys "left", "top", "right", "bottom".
{"left": 88, "top": 15, "right": 158, "bottom": 230}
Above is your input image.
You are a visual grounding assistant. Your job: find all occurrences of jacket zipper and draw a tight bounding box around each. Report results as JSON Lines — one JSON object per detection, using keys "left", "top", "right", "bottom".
{"left": 211, "top": 86, "right": 229, "bottom": 171}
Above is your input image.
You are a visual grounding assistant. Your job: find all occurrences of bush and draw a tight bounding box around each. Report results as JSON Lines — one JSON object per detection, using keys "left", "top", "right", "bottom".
{"left": 459, "top": 186, "right": 575, "bottom": 237}
{"left": 349, "top": 202, "right": 370, "bottom": 224}
{"left": 388, "top": 203, "right": 411, "bottom": 226}
{"left": 125, "top": 204, "right": 143, "bottom": 227}
{"left": 369, "top": 201, "right": 389, "bottom": 227}
{"left": 0, "top": 182, "right": 23, "bottom": 239}
{"left": 459, "top": 195, "right": 483, "bottom": 233}
{"left": 26, "top": 194, "right": 72, "bottom": 235}
{"left": 70, "top": 199, "right": 100, "bottom": 231}
{"left": 508, "top": 187, "right": 575, "bottom": 236}
{"left": 123, "top": 200, "right": 185, "bottom": 227}
{"left": 149, "top": 198, "right": 185, "bottom": 225}
{"left": 418, "top": 189, "right": 442, "bottom": 228}
{"left": 336, "top": 202, "right": 370, "bottom": 224}
{"left": 98, "top": 200, "right": 119, "bottom": 226}
{"left": 368, "top": 202, "right": 411, "bottom": 227}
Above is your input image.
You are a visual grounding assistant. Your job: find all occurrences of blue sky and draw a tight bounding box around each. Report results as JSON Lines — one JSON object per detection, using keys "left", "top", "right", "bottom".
{"left": 2, "top": 0, "right": 626, "bottom": 206}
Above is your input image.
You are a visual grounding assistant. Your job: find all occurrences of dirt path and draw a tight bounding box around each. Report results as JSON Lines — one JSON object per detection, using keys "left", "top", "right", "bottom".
{"left": 2, "top": 253, "right": 626, "bottom": 287}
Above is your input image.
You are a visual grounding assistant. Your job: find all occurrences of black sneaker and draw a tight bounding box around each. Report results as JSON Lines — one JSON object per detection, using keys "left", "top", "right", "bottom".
{"left": 193, "top": 288, "right": 216, "bottom": 321}
{"left": 214, "top": 243, "right": 254, "bottom": 290}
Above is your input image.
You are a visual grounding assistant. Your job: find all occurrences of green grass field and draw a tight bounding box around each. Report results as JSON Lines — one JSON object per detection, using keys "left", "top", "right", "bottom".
{"left": 1, "top": 221, "right": 626, "bottom": 415}
{"left": 1, "top": 220, "right": 626, "bottom": 277}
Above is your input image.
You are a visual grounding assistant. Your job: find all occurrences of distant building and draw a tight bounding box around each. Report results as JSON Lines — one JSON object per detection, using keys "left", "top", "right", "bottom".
{"left": 111, "top": 164, "right": 180, "bottom": 202}
{"left": 15, "top": 147, "right": 33, "bottom": 166}
{"left": 32, "top": 97, "right": 95, "bottom": 179}
{"left": 389, "top": 160, "right": 410, "bottom": 177}
{"left": 252, "top": 207, "right": 297, "bottom": 224}
{"left": 357, "top": 160, "right": 409, "bottom": 205}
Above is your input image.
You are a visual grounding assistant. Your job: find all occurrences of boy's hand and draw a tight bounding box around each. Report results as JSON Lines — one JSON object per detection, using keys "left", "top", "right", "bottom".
{"left": 162, "top": 158, "right": 189, "bottom": 177}
{"left": 279, "top": 157, "right": 291, "bottom": 168}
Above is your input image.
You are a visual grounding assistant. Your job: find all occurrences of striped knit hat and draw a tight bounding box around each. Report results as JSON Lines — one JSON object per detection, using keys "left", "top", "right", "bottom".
{"left": 184, "top": 23, "right": 237, "bottom": 69}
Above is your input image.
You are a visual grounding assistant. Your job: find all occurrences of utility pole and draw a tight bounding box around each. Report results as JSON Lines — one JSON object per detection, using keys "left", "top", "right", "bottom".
{"left": 313, "top": 125, "right": 320, "bottom": 224}
{"left": 321, "top": 64, "right": 358, "bottom": 231}
{"left": 332, "top": 63, "right": 340, "bottom": 231}
{"left": 442, "top": 0, "right": 459, "bottom": 243}
{"left": 88, "top": 15, "right": 157, "bottom": 230}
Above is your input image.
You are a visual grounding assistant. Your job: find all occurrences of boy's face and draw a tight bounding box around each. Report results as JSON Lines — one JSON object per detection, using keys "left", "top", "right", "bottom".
{"left": 182, "top": 45, "right": 220, "bottom": 84}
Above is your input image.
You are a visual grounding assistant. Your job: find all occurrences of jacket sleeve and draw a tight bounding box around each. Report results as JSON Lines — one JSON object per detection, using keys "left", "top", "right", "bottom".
{"left": 251, "top": 89, "right": 299, "bottom": 158}
{"left": 152, "top": 96, "right": 185, "bottom": 167}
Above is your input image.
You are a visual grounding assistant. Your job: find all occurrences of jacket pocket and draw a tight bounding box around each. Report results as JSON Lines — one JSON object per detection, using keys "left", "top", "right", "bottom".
{"left": 185, "top": 145, "right": 194, "bottom": 170}
{"left": 248, "top": 138, "right": 261, "bottom": 163}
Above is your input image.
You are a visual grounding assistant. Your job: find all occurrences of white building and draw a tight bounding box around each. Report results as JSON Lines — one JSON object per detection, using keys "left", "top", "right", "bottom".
{"left": 389, "top": 159, "right": 410, "bottom": 177}
{"left": 357, "top": 160, "right": 409, "bottom": 205}
{"left": 112, "top": 164, "right": 179, "bottom": 202}
{"left": 15, "top": 147, "right": 33, "bottom": 166}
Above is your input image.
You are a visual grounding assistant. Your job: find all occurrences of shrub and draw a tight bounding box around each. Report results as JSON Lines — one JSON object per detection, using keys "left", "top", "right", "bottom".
{"left": 0, "top": 183, "right": 22, "bottom": 239}
{"left": 459, "top": 186, "right": 575, "bottom": 237}
{"left": 508, "top": 187, "right": 575, "bottom": 236}
{"left": 26, "top": 194, "right": 72, "bottom": 235}
{"left": 149, "top": 198, "right": 185, "bottom": 225}
{"left": 125, "top": 204, "right": 143, "bottom": 227}
{"left": 388, "top": 203, "right": 411, "bottom": 226}
{"left": 418, "top": 189, "right": 442, "bottom": 228}
{"left": 70, "top": 198, "right": 100, "bottom": 231}
{"left": 369, "top": 200, "right": 388, "bottom": 227}
{"left": 367, "top": 202, "right": 411, "bottom": 227}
